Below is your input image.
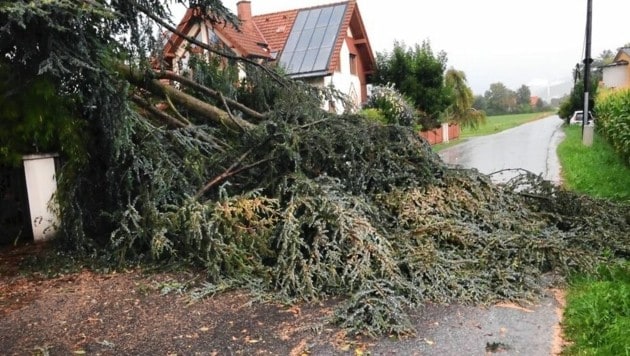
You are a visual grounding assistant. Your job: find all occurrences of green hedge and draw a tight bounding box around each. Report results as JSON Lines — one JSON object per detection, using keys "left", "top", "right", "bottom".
{"left": 595, "top": 89, "right": 630, "bottom": 165}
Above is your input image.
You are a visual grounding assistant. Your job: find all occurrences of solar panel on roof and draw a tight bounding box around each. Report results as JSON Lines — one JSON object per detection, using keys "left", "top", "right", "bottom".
{"left": 279, "top": 3, "right": 347, "bottom": 76}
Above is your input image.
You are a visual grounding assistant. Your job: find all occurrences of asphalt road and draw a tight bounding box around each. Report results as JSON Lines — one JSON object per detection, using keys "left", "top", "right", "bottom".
{"left": 439, "top": 115, "right": 565, "bottom": 184}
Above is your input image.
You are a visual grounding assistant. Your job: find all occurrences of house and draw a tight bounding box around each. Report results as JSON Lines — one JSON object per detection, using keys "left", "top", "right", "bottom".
{"left": 163, "top": 0, "right": 376, "bottom": 111}
{"left": 601, "top": 47, "right": 630, "bottom": 89}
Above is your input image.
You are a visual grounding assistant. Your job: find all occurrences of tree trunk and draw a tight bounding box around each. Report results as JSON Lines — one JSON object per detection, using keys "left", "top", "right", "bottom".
{"left": 119, "top": 65, "right": 255, "bottom": 131}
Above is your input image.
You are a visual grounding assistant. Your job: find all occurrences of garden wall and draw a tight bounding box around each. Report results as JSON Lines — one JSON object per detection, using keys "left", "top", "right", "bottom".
{"left": 419, "top": 123, "right": 460, "bottom": 145}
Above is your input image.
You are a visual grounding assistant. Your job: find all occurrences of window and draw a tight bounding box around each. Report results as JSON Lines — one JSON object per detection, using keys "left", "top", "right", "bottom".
{"left": 349, "top": 53, "right": 357, "bottom": 75}
{"left": 207, "top": 28, "right": 219, "bottom": 45}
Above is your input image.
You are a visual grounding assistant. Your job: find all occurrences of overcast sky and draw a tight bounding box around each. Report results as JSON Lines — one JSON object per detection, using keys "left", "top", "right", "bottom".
{"left": 173, "top": 1, "right": 630, "bottom": 97}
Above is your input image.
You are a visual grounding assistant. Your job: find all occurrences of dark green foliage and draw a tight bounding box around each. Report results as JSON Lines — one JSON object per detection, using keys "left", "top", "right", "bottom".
{"left": 374, "top": 41, "right": 451, "bottom": 128}
{"left": 237, "top": 63, "right": 285, "bottom": 114}
{"left": 186, "top": 55, "right": 240, "bottom": 105}
{"left": 558, "top": 78, "right": 598, "bottom": 124}
{"left": 0, "top": 65, "right": 85, "bottom": 166}
{"left": 515, "top": 85, "right": 531, "bottom": 107}
{"left": 473, "top": 95, "right": 487, "bottom": 112}
{"left": 484, "top": 82, "right": 516, "bottom": 116}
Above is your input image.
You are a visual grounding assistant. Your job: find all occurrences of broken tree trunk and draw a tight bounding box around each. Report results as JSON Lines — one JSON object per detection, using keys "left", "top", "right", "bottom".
{"left": 154, "top": 70, "right": 266, "bottom": 122}
{"left": 118, "top": 64, "right": 255, "bottom": 131}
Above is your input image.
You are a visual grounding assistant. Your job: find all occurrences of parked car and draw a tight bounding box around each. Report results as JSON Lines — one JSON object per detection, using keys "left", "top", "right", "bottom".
{"left": 569, "top": 110, "right": 594, "bottom": 125}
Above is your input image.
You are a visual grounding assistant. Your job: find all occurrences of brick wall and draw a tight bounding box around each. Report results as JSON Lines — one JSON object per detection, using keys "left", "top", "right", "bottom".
{"left": 419, "top": 123, "right": 460, "bottom": 145}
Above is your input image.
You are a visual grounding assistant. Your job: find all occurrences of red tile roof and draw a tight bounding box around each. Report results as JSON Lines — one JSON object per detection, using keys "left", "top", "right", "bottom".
{"left": 166, "top": 1, "right": 375, "bottom": 76}
{"left": 252, "top": 10, "right": 298, "bottom": 55}
{"left": 219, "top": 18, "right": 270, "bottom": 58}
{"left": 164, "top": 7, "right": 271, "bottom": 60}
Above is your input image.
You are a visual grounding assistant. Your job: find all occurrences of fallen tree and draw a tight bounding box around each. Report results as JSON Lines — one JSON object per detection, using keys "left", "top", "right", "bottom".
{"left": 1, "top": 0, "right": 629, "bottom": 337}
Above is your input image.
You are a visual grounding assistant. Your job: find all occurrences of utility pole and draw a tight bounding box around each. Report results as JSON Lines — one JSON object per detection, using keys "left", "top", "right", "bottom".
{"left": 582, "top": 0, "right": 594, "bottom": 145}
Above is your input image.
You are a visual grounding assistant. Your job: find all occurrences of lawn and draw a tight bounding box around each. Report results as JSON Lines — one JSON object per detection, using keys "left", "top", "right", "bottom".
{"left": 557, "top": 124, "right": 630, "bottom": 355}
{"left": 557, "top": 125, "right": 630, "bottom": 202}
{"left": 460, "top": 112, "right": 555, "bottom": 139}
{"left": 562, "top": 262, "right": 630, "bottom": 355}
{"left": 433, "top": 112, "right": 554, "bottom": 151}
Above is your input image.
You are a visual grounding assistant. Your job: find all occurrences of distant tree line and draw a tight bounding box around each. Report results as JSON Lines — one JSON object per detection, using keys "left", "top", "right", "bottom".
{"left": 473, "top": 82, "right": 550, "bottom": 116}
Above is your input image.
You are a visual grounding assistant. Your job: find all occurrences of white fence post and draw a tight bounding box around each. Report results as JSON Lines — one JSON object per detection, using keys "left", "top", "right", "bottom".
{"left": 22, "top": 153, "right": 59, "bottom": 242}
{"left": 442, "top": 123, "right": 450, "bottom": 143}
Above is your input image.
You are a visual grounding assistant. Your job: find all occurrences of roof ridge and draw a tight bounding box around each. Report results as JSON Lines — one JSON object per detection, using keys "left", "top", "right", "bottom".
{"left": 252, "top": 1, "right": 350, "bottom": 18}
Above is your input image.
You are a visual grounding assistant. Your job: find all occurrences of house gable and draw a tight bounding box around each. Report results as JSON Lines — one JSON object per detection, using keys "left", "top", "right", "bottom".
{"left": 602, "top": 48, "right": 630, "bottom": 89}
{"left": 166, "top": 1, "right": 376, "bottom": 104}
{"left": 613, "top": 47, "right": 630, "bottom": 63}
{"left": 163, "top": 5, "right": 272, "bottom": 64}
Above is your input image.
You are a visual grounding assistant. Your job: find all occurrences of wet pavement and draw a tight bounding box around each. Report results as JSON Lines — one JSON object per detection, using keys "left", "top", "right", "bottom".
{"left": 439, "top": 115, "right": 564, "bottom": 184}
{"left": 310, "top": 291, "right": 564, "bottom": 355}
{"left": 402, "top": 115, "right": 566, "bottom": 355}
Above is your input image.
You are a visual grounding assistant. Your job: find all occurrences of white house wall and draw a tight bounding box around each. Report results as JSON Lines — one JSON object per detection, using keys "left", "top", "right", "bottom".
{"left": 172, "top": 23, "right": 204, "bottom": 74}
{"left": 323, "top": 41, "right": 361, "bottom": 113}
{"left": 603, "top": 65, "right": 629, "bottom": 89}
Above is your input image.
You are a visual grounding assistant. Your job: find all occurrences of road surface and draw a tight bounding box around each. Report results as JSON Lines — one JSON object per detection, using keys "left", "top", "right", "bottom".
{"left": 439, "top": 115, "right": 564, "bottom": 184}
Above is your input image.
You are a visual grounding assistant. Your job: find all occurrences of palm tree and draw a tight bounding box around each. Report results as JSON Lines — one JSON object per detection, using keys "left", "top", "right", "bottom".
{"left": 443, "top": 68, "right": 485, "bottom": 128}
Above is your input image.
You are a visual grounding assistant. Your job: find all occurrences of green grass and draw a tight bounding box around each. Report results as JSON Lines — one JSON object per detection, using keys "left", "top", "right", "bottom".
{"left": 557, "top": 125, "right": 630, "bottom": 202}
{"left": 432, "top": 112, "right": 554, "bottom": 152}
{"left": 562, "top": 262, "right": 630, "bottom": 356}
{"left": 460, "top": 112, "right": 554, "bottom": 138}
{"left": 557, "top": 125, "right": 630, "bottom": 355}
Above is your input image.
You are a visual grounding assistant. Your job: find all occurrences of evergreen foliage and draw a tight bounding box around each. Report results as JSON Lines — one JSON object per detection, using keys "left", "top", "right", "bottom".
{"left": 1, "top": 0, "right": 629, "bottom": 338}
{"left": 0, "top": 65, "right": 85, "bottom": 166}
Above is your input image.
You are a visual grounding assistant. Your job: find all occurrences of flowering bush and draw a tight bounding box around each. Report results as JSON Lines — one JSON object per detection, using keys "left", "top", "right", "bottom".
{"left": 364, "top": 84, "right": 417, "bottom": 126}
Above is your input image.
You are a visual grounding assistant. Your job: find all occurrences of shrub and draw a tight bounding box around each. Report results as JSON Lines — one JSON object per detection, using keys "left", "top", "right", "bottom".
{"left": 0, "top": 65, "right": 85, "bottom": 167}
{"left": 595, "top": 89, "right": 630, "bottom": 165}
{"left": 364, "top": 84, "right": 417, "bottom": 126}
{"left": 359, "top": 108, "right": 388, "bottom": 124}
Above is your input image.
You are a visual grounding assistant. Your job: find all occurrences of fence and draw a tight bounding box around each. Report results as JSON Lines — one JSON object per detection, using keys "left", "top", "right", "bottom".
{"left": 419, "top": 123, "right": 461, "bottom": 145}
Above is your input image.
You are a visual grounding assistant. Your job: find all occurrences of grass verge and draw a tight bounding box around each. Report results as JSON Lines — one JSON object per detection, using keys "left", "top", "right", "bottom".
{"left": 557, "top": 124, "right": 630, "bottom": 355}
{"left": 557, "top": 125, "right": 630, "bottom": 202}
{"left": 432, "top": 112, "right": 554, "bottom": 152}
{"left": 460, "top": 112, "right": 554, "bottom": 139}
{"left": 562, "top": 262, "right": 630, "bottom": 355}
